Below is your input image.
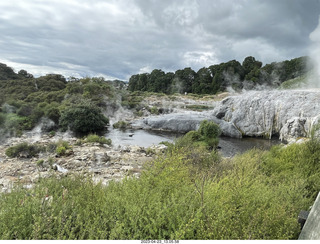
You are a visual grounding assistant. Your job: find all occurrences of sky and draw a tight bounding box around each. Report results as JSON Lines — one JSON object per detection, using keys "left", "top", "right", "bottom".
{"left": 0, "top": 0, "right": 320, "bottom": 81}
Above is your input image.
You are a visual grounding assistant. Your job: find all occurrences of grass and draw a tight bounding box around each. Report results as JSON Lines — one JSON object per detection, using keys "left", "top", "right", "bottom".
{"left": 279, "top": 74, "right": 308, "bottom": 89}
{"left": 1, "top": 137, "right": 320, "bottom": 239}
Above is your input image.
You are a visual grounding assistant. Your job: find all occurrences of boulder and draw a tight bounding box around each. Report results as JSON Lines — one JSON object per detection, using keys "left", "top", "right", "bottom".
{"left": 279, "top": 117, "right": 307, "bottom": 143}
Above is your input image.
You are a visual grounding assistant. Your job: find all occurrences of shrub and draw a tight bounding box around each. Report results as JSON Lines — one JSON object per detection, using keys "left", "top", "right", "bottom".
{"left": 0, "top": 143, "right": 313, "bottom": 240}
{"left": 149, "top": 106, "right": 159, "bottom": 115}
{"left": 56, "top": 146, "right": 66, "bottom": 156}
{"left": 59, "top": 102, "right": 109, "bottom": 134}
{"left": 174, "top": 120, "right": 221, "bottom": 150}
{"left": 198, "top": 120, "right": 221, "bottom": 139}
{"left": 84, "top": 134, "right": 112, "bottom": 145}
{"left": 35, "top": 159, "right": 44, "bottom": 167}
{"left": 55, "top": 140, "right": 72, "bottom": 156}
{"left": 5, "top": 142, "right": 45, "bottom": 158}
{"left": 112, "top": 121, "right": 129, "bottom": 130}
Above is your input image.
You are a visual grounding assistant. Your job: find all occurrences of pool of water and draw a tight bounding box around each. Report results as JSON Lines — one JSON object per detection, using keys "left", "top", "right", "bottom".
{"left": 105, "top": 129, "right": 180, "bottom": 148}
{"left": 217, "top": 136, "right": 281, "bottom": 157}
{"left": 105, "top": 128, "right": 282, "bottom": 157}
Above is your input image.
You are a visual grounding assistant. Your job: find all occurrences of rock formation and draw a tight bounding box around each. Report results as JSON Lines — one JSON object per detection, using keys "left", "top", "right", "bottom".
{"left": 211, "top": 89, "right": 320, "bottom": 142}
{"left": 132, "top": 89, "right": 320, "bottom": 143}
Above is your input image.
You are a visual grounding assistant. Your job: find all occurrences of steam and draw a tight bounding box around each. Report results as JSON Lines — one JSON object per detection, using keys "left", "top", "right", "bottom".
{"left": 308, "top": 16, "right": 320, "bottom": 88}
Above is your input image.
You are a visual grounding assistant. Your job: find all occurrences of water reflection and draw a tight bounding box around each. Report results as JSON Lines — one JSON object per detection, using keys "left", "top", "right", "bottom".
{"left": 105, "top": 129, "right": 180, "bottom": 148}
{"left": 218, "top": 136, "right": 282, "bottom": 157}
{"left": 105, "top": 128, "right": 282, "bottom": 157}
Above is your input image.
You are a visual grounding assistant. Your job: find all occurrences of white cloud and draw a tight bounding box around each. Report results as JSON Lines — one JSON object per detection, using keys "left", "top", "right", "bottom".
{"left": 0, "top": 0, "right": 319, "bottom": 80}
{"left": 183, "top": 51, "right": 219, "bottom": 68}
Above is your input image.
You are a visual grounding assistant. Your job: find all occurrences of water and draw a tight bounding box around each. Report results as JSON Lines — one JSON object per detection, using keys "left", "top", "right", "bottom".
{"left": 218, "top": 136, "right": 281, "bottom": 157}
{"left": 105, "top": 128, "right": 281, "bottom": 156}
{"left": 105, "top": 128, "right": 180, "bottom": 148}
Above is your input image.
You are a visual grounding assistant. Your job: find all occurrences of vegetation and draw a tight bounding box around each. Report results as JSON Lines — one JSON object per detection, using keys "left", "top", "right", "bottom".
{"left": 279, "top": 74, "right": 309, "bottom": 89}
{"left": 55, "top": 140, "right": 72, "bottom": 157}
{"left": 82, "top": 134, "right": 112, "bottom": 145}
{"left": 128, "top": 56, "right": 311, "bottom": 95}
{"left": 1, "top": 135, "right": 320, "bottom": 239}
{"left": 170, "top": 120, "right": 221, "bottom": 150}
{"left": 5, "top": 142, "right": 46, "bottom": 158}
{"left": 112, "top": 121, "right": 129, "bottom": 130}
{"left": 0, "top": 57, "right": 319, "bottom": 240}
{"left": 59, "top": 101, "right": 109, "bottom": 134}
{"left": 0, "top": 66, "right": 126, "bottom": 138}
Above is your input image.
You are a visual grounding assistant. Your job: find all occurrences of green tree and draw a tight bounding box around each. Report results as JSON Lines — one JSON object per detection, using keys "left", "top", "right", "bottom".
{"left": 193, "top": 67, "right": 212, "bottom": 94}
{"left": 59, "top": 101, "right": 109, "bottom": 134}
{"left": 172, "top": 67, "right": 196, "bottom": 94}
{"left": 242, "top": 56, "right": 262, "bottom": 76}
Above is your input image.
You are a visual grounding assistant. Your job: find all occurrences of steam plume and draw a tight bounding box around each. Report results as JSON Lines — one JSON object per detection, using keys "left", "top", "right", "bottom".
{"left": 309, "top": 16, "right": 320, "bottom": 88}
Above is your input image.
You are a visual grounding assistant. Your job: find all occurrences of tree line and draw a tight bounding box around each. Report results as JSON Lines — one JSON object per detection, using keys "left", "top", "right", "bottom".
{"left": 128, "top": 56, "right": 311, "bottom": 94}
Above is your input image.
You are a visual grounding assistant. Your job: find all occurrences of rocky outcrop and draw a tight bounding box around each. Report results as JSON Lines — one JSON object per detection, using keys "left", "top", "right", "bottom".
{"left": 211, "top": 89, "right": 320, "bottom": 142}
{"left": 132, "top": 89, "right": 320, "bottom": 142}
{"left": 132, "top": 111, "right": 242, "bottom": 138}
{"left": 132, "top": 112, "right": 210, "bottom": 133}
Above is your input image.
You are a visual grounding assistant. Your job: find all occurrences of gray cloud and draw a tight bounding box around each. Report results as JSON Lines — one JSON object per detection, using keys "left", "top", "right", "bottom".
{"left": 0, "top": 0, "right": 319, "bottom": 80}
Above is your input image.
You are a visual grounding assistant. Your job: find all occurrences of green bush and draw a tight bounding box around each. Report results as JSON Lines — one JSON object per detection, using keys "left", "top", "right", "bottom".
{"left": 55, "top": 140, "right": 72, "bottom": 156}
{"left": 59, "top": 102, "right": 109, "bottom": 134}
{"left": 174, "top": 120, "right": 221, "bottom": 150}
{"left": 198, "top": 120, "right": 221, "bottom": 139}
{"left": 149, "top": 106, "right": 159, "bottom": 115}
{"left": 112, "top": 121, "right": 129, "bottom": 130}
{"left": 56, "top": 146, "right": 66, "bottom": 156}
{"left": 84, "top": 134, "right": 112, "bottom": 145}
{"left": 35, "top": 159, "right": 44, "bottom": 167}
{"left": 5, "top": 142, "right": 46, "bottom": 158}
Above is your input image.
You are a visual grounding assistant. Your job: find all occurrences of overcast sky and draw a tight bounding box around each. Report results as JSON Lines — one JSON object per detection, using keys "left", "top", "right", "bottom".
{"left": 0, "top": 0, "right": 320, "bottom": 80}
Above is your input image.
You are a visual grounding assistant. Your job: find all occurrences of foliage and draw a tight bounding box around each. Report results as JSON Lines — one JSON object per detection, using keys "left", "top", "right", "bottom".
{"left": 149, "top": 106, "right": 159, "bottom": 115}
{"left": 56, "top": 146, "right": 67, "bottom": 156}
{"left": 36, "top": 159, "right": 44, "bottom": 167}
{"left": 279, "top": 74, "right": 308, "bottom": 89}
{"left": 185, "top": 104, "right": 211, "bottom": 111}
{"left": 83, "top": 134, "right": 112, "bottom": 145}
{"left": 55, "top": 140, "right": 72, "bottom": 157}
{"left": 112, "top": 121, "right": 129, "bottom": 130}
{"left": 127, "top": 56, "right": 311, "bottom": 95}
{"left": 0, "top": 66, "right": 124, "bottom": 135}
{"left": 2, "top": 137, "right": 320, "bottom": 239}
{"left": 175, "top": 120, "right": 221, "bottom": 150}
{"left": 5, "top": 142, "right": 46, "bottom": 158}
{"left": 59, "top": 101, "right": 109, "bottom": 134}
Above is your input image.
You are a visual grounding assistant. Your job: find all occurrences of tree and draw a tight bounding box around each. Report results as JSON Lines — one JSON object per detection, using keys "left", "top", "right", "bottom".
{"left": 172, "top": 68, "right": 196, "bottom": 94}
{"left": 0, "top": 63, "right": 19, "bottom": 80}
{"left": 242, "top": 56, "right": 262, "bottom": 75}
{"left": 193, "top": 67, "right": 212, "bottom": 94}
{"left": 59, "top": 102, "right": 109, "bottom": 134}
{"left": 18, "top": 70, "right": 33, "bottom": 79}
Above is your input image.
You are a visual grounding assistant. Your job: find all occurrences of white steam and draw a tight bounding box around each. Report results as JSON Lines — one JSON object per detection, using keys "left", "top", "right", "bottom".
{"left": 308, "top": 16, "right": 320, "bottom": 87}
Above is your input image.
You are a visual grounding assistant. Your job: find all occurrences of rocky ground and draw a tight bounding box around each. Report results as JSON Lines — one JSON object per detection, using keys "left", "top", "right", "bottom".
{"left": 0, "top": 132, "right": 167, "bottom": 193}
